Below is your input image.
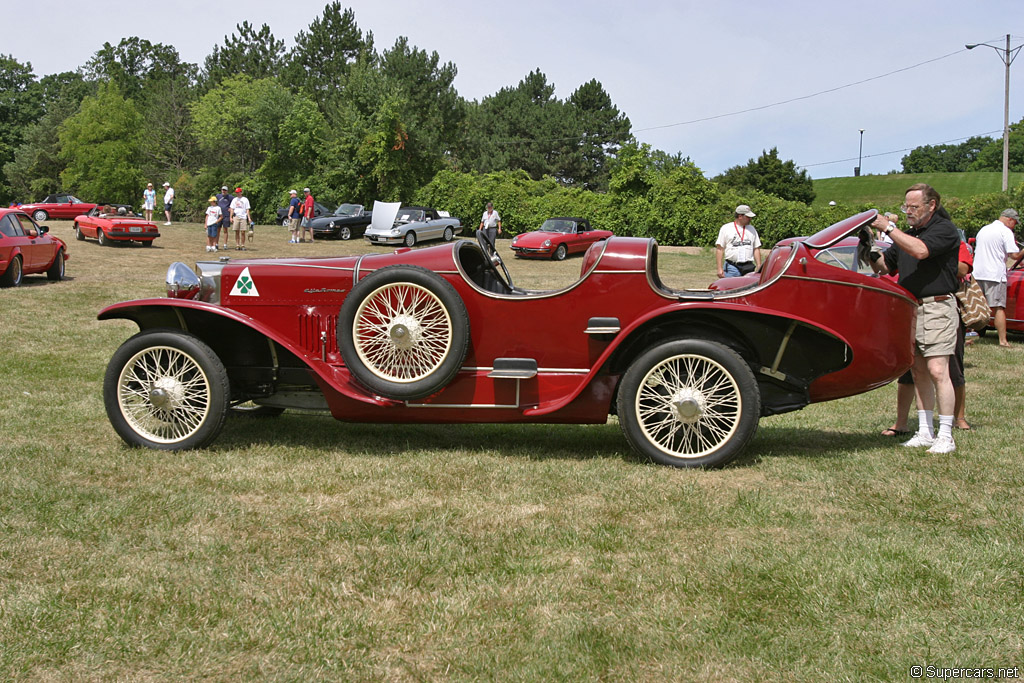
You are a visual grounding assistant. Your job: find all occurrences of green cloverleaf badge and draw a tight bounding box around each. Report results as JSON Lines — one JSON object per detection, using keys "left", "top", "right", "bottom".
{"left": 231, "top": 267, "right": 260, "bottom": 297}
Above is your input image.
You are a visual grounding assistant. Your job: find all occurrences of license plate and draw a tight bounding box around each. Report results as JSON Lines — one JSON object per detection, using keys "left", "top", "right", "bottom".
{"left": 129, "top": 226, "right": 142, "bottom": 233}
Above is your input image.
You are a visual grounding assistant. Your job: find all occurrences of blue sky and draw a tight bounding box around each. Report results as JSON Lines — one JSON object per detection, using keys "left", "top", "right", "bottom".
{"left": 6, "top": 0, "right": 1022, "bottom": 178}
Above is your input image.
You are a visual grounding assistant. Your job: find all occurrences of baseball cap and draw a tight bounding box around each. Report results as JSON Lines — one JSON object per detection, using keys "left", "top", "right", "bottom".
{"left": 303, "top": 187, "right": 311, "bottom": 192}
{"left": 289, "top": 189, "right": 297, "bottom": 195}
{"left": 162, "top": 182, "right": 170, "bottom": 187}
{"left": 1000, "top": 208, "right": 1019, "bottom": 221}
{"left": 235, "top": 187, "right": 243, "bottom": 193}
{"left": 208, "top": 196, "right": 217, "bottom": 202}
{"left": 735, "top": 204, "right": 756, "bottom": 218}
{"left": 221, "top": 186, "right": 228, "bottom": 191}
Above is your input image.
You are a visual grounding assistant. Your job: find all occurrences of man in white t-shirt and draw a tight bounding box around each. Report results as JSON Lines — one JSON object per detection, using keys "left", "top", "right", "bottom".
{"left": 162, "top": 182, "right": 174, "bottom": 225}
{"left": 479, "top": 202, "right": 501, "bottom": 244}
{"left": 229, "top": 187, "right": 252, "bottom": 251}
{"left": 715, "top": 204, "right": 762, "bottom": 278}
{"left": 972, "top": 208, "right": 1024, "bottom": 347}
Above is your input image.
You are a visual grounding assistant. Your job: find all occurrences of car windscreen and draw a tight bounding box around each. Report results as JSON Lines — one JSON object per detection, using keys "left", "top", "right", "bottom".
{"left": 336, "top": 204, "right": 361, "bottom": 217}
{"left": 539, "top": 219, "right": 575, "bottom": 233}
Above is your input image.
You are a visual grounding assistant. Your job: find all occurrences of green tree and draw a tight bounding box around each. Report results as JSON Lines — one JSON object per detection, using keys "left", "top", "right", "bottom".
{"left": 715, "top": 147, "right": 815, "bottom": 205}
{"left": 285, "top": 2, "right": 375, "bottom": 110}
{"left": 58, "top": 82, "right": 144, "bottom": 201}
{"left": 901, "top": 135, "right": 993, "bottom": 172}
{"left": 566, "top": 79, "right": 631, "bottom": 190}
{"left": 83, "top": 38, "right": 196, "bottom": 99}
{"left": 201, "top": 22, "right": 286, "bottom": 89}
{"left": 969, "top": 120, "right": 1024, "bottom": 172}
{"left": 0, "top": 55, "right": 43, "bottom": 203}
{"left": 189, "top": 75, "right": 292, "bottom": 175}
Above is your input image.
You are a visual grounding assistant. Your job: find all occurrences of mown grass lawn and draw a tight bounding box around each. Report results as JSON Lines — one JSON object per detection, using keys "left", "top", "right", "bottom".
{"left": 2, "top": 220, "right": 1022, "bottom": 680}
{"left": 813, "top": 171, "right": 1024, "bottom": 208}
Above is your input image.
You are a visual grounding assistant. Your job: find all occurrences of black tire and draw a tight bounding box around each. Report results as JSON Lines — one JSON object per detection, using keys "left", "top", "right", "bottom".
{"left": 140, "top": 240, "right": 153, "bottom": 247}
{"left": 339, "top": 226, "right": 352, "bottom": 240}
{"left": 338, "top": 265, "right": 469, "bottom": 400}
{"left": 1, "top": 255, "right": 23, "bottom": 287}
{"left": 98, "top": 229, "right": 111, "bottom": 247}
{"left": 32, "top": 210, "right": 47, "bottom": 222}
{"left": 617, "top": 338, "right": 760, "bottom": 468}
{"left": 443, "top": 226, "right": 454, "bottom": 242}
{"left": 74, "top": 223, "right": 85, "bottom": 241}
{"left": 554, "top": 243, "right": 568, "bottom": 261}
{"left": 46, "top": 249, "right": 65, "bottom": 281}
{"left": 103, "top": 329, "right": 230, "bottom": 451}
{"left": 403, "top": 232, "right": 417, "bottom": 247}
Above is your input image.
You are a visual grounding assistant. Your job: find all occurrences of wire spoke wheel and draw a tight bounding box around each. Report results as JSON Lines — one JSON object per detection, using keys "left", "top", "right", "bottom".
{"left": 339, "top": 265, "right": 470, "bottom": 401}
{"left": 104, "top": 330, "right": 230, "bottom": 450}
{"left": 116, "top": 345, "right": 212, "bottom": 443}
{"left": 619, "top": 339, "right": 759, "bottom": 468}
{"left": 635, "top": 354, "right": 741, "bottom": 457}
{"left": 353, "top": 282, "right": 454, "bottom": 383}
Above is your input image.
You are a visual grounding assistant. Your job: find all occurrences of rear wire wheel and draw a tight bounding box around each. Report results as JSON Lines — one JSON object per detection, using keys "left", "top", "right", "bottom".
{"left": 617, "top": 338, "right": 760, "bottom": 468}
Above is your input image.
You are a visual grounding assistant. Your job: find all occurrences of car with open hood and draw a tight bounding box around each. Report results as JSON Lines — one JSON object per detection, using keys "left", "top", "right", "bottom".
{"left": 363, "top": 203, "right": 461, "bottom": 247}
{"left": 98, "top": 210, "right": 916, "bottom": 468}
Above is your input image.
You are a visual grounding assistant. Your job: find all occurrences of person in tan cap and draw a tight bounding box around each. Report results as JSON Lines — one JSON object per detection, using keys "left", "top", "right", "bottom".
{"left": 715, "top": 204, "right": 762, "bottom": 278}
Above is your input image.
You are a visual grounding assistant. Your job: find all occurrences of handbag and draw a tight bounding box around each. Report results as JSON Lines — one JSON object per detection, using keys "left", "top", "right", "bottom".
{"left": 955, "top": 276, "right": 990, "bottom": 331}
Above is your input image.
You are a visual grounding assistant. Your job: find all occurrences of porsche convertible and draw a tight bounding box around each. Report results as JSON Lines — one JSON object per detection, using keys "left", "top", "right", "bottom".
{"left": 74, "top": 204, "right": 161, "bottom": 247}
{"left": 99, "top": 210, "right": 916, "bottom": 468}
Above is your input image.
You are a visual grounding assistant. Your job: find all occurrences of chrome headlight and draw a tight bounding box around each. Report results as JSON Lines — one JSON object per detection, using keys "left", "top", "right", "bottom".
{"left": 166, "top": 262, "right": 200, "bottom": 299}
{"left": 543, "top": 239, "right": 552, "bottom": 247}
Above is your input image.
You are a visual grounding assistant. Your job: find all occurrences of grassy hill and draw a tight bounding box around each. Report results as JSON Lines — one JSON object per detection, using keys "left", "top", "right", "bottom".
{"left": 812, "top": 171, "right": 1024, "bottom": 208}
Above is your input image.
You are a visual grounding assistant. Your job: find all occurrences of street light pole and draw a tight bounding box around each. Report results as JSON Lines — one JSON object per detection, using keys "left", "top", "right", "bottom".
{"left": 857, "top": 129, "right": 865, "bottom": 177}
{"left": 966, "top": 34, "right": 1022, "bottom": 192}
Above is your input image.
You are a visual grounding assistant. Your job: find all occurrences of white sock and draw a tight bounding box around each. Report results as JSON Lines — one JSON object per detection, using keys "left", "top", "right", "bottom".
{"left": 937, "top": 415, "right": 953, "bottom": 441}
{"left": 918, "top": 410, "right": 934, "bottom": 439}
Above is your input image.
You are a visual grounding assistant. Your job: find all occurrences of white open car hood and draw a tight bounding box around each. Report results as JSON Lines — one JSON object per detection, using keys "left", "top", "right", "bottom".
{"left": 369, "top": 201, "right": 401, "bottom": 232}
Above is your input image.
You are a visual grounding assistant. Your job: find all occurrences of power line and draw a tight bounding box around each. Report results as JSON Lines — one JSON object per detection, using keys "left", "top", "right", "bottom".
{"left": 633, "top": 48, "right": 967, "bottom": 133}
{"left": 799, "top": 129, "right": 1003, "bottom": 169}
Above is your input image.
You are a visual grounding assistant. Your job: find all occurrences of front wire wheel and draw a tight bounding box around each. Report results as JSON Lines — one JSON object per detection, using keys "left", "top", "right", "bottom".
{"left": 103, "top": 330, "right": 230, "bottom": 450}
{"left": 618, "top": 339, "right": 760, "bottom": 468}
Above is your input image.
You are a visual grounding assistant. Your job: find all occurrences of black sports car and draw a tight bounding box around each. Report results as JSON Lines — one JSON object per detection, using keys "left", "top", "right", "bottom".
{"left": 275, "top": 201, "right": 333, "bottom": 226}
{"left": 310, "top": 203, "right": 373, "bottom": 240}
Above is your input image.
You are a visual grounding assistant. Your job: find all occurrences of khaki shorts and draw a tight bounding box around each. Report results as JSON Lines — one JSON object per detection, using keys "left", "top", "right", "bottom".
{"left": 977, "top": 279, "right": 1007, "bottom": 308}
{"left": 915, "top": 297, "right": 958, "bottom": 357}
{"left": 289, "top": 217, "right": 301, "bottom": 232}
{"left": 232, "top": 216, "right": 248, "bottom": 232}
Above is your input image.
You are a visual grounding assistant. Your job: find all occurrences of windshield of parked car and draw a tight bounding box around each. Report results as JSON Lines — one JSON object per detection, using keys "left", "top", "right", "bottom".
{"left": 396, "top": 209, "right": 424, "bottom": 224}
{"left": 336, "top": 204, "right": 362, "bottom": 217}
{"left": 539, "top": 219, "right": 576, "bottom": 234}
{"left": 70, "top": 196, "right": 85, "bottom": 204}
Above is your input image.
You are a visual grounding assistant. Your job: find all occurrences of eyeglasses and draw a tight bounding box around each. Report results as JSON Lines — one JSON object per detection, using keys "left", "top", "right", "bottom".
{"left": 899, "top": 202, "right": 931, "bottom": 214}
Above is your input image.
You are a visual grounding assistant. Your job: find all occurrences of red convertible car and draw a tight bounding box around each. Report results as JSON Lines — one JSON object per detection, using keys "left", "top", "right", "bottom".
{"left": 18, "top": 193, "right": 96, "bottom": 222}
{"left": 510, "top": 217, "right": 613, "bottom": 260}
{"left": 0, "top": 208, "right": 68, "bottom": 287}
{"left": 995, "top": 253, "right": 1023, "bottom": 333}
{"left": 99, "top": 210, "right": 916, "bottom": 468}
{"left": 74, "top": 204, "right": 160, "bottom": 246}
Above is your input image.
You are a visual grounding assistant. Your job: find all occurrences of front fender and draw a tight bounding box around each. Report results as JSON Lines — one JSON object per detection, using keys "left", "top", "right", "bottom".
{"left": 98, "top": 298, "right": 390, "bottom": 406}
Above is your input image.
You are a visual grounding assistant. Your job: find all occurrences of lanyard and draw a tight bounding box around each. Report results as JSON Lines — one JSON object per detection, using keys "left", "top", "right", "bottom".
{"left": 733, "top": 222, "right": 745, "bottom": 243}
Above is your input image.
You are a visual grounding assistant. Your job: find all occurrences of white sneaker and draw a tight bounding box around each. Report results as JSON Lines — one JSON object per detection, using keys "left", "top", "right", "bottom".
{"left": 211, "top": 246, "right": 217, "bottom": 252}
{"left": 902, "top": 434, "right": 935, "bottom": 448}
{"left": 164, "top": 221, "right": 171, "bottom": 225}
{"left": 926, "top": 436, "right": 956, "bottom": 454}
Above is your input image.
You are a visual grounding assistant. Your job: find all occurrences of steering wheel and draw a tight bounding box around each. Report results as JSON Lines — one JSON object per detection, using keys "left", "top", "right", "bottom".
{"left": 476, "top": 229, "right": 517, "bottom": 292}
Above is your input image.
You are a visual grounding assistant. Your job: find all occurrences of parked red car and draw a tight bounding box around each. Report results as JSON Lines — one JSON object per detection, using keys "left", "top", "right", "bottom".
{"left": 510, "top": 217, "right": 613, "bottom": 260}
{"left": 99, "top": 210, "right": 915, "bottom": 468}
{"left": 74, "top": 204, "right": 160, "bottom": 247}
{"left": 999, "top": 253, "right": 1023, "bottom": 333}
{"left": 18, "top": 193, "right": 96, "bottom": 222}
{"left": 0, "top": 208, "right": 69, "bottom": 287}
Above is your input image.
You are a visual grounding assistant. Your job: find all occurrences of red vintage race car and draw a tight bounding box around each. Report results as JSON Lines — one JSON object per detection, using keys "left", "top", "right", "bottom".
{"left": 510, "top": 217, "right": 613, "bottom": 260}
{"left": 74, "top": 204, "right": 160, "bottom": 246}
{"left": 99, "top": 210, "right": 915, "bottom": 468}
{"left": 0, "top": 208, "right": 69, "bottom": 287}
{"left": 18, "top": 193, "right": 96, "bottom": 222}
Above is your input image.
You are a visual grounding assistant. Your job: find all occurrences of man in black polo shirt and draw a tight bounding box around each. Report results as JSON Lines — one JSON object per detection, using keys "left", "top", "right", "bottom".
{"left": 870, "top": 183, "right": 960, "bottom": 454}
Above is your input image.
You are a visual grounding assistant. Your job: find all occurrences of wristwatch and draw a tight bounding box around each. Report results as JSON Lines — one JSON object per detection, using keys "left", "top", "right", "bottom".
{"left": 885, "top": 223, "right": 895, "bottom": 235}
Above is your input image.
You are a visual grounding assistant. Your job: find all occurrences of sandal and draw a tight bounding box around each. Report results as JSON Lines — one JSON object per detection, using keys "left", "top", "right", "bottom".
{"left": 881, "top": 428, "right": 912, "bottom": 437}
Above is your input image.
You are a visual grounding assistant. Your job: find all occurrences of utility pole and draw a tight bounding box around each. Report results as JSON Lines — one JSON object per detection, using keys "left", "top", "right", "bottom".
{"left": 966, "top": 34, "right": 1022, "bottom": 192}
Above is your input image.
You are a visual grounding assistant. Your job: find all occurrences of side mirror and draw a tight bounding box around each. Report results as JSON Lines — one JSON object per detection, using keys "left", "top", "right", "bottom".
{"left": 39, "top": 225, "right": 49, "bottom": 234}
